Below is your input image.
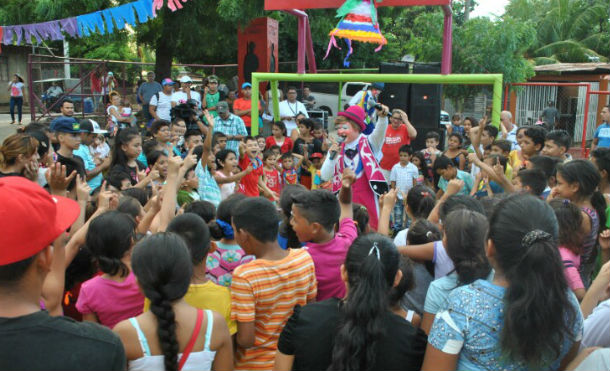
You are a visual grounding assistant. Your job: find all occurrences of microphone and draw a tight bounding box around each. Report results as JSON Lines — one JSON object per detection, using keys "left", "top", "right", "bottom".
{"left": 329, "top": 136, "right": 346, "bottom": 160}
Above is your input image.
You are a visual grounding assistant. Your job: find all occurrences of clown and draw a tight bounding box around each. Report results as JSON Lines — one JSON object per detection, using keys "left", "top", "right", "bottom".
{"left": 320, "top": 105, "right": 389, "bottom": 230}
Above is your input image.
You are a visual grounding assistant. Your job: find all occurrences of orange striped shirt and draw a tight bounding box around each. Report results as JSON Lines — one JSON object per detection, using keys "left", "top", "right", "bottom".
{"left": 231, "top": 248, "right": 317, "bottom": 371}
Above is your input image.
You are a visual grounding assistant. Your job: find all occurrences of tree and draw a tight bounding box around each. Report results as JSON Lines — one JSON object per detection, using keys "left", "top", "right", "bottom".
{"left": 505, "top": 0, "right": 609, "bottom": 63}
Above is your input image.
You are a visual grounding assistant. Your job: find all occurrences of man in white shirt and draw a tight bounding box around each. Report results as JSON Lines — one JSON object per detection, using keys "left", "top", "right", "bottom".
{"left": 501, "top": 110, "right": 520, "bottom": 150}
{"left": 149, "top": 78, "right": 175, "bottom": 122}
{"left": 278, "top": 86, "right": 308, "bottom": 136}
{"left": 171, "top": 75, "right": 201, "bottom": 108}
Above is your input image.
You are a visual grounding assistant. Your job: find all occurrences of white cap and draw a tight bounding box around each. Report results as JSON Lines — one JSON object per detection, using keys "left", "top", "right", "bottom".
{"left": 107, "top": 71, "right": 113, "bottom": 76}
{"left": 180, "top": 75, "right": 193, "bottom": 83}
{"left": 90, "top": 119, "right": 108, "bottom": 134}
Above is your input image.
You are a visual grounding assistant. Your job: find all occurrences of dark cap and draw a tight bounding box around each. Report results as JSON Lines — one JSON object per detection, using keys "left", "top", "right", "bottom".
{"left": 217, "top": 101, "right": 229, "bottom": 114}
{"left": 50, "top": 117, "right": 86, "bottom": 134}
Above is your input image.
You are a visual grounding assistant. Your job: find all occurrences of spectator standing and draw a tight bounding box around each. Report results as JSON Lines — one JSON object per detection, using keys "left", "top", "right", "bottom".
{"left": 302, "top": 86, "right": 316, "bottom": 110}
{"left": 172, "top": 75, "right": 201, "bottom": 108}
{"left": 279, "top": 87, "right": 309, "bottom": 137}
{"left": 233, "top": 83, "right": 261, "bottom": 135}
{"left": 541, "top": 101, "right": 560, "bottom": 130}
{"left": 149, "top": 78, "right": 175, "bottom": 122}
{"left": 501, "top": 110, "right": 520, "bottom": 150}
{"left": 591, "top": 105, "right": 610, "bottom": 152}
{"left": 380, "top": 108, "right": 417, "bottom": 179}
{"left": 137, "top": 72, "right": 162, "bottom": 121}
{"left": 213, "top": 101, "right": 248, "bottom": 154}
{"left": 204, "top": 75, "right": 224, "bottom": 118}
{"left": 8, "top": 73, "right": 24, "bottom": 125}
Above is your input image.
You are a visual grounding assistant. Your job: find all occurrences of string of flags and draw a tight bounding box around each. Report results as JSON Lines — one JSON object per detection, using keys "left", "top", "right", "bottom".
{"left": 0, "top": 0, "right": 190, "bottom": 48}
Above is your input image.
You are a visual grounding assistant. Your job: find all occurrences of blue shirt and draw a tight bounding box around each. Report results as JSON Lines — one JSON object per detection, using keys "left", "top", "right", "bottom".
{"left": 212, "top": 113, "right": 247, "bottom": 154}
{"left": 195, "top": 160, "right": 221, "bottom": 208}
{"left": 73, "top": 144, "right": 102, "bottom": 190}
{"left": 594, "top": 122, "right": 610, "bottom": 148}
{"left": 438, "top": 169, "right": 474, "bottom": 196}
{"left": 424, "top": 271, "right": 494, "bottom": 315}
{"left": 429, "top": 280, "right": 583, "bottom": 371}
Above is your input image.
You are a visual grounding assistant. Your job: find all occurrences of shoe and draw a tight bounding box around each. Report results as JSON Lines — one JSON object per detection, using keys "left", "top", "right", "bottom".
{"left": 18, "top": 121, "right": 22, "bottom": 125}
{"left": 9, "top": 121, "right": 15, "bottom": 125}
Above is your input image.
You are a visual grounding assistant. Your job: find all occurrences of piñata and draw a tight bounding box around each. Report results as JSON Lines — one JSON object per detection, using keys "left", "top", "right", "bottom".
{"left": 325, "top": 0, "right": 387, "bottom": 67}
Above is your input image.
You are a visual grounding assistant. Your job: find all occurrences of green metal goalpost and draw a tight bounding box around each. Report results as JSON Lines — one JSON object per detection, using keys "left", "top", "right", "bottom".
{"left": 250, "top": 72, "right": 503, "bottom": 136}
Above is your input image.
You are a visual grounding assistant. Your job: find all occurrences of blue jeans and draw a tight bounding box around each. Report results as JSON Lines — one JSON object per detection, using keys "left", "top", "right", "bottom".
{"left": 10, "top": 96, "right": 23, "bottom": 122}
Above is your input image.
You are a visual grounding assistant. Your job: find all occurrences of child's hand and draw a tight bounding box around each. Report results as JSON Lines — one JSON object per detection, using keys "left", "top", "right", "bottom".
{"left": 182, "top": 148, "right": 197, "bottom": 170}
{"left": 97, "top": 182, "right": 118, "bottom": 211}
{"left": 203, "top": 110, "right": 214, "bottom": 128}
{"left": 167, "top": 154, "right": 184, "bottom": 174}
{"left": 245, "top": 164, "right": 254, "bottom": 174}
{"left": 46, "top": 163, "right": 77, "bottom": 195}
{"left": 341, "top": 168, "right": 356, "bottom": 187}
{"left": 75, "top": 175, "right": 91, "bottom": 202}
{"left": 599, "top": 229, "right": 610, "bottom": 251}
{"left": 380, "top": 188, "right": 398, "bottom": 210}
{"left": 23, "top": 158, "right": 39, "bottom": 181}
{"left": 467, "top": 152, "right": 479, "bottom": 164}
{"left": 547, "top": 187, "right": 560, "bottom": 201}
{"left": 445, "top": 179, "right": 465, "bottom": 196}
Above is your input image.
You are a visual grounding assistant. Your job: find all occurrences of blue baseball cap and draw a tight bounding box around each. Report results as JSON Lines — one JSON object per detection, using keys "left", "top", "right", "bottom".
{"left": 50, "top": 117, "right": 87, "bottom": 134}
{"left": 162, "top": 78, "right": 175, "bottom": 86}
{"left": 371, "top": 82, "right": 385, "bottom": 91}
{"left": 241, "top": 82, "right": 252, "bottom": 89}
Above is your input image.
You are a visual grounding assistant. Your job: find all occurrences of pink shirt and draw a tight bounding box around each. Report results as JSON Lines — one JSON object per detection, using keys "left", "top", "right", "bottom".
{"left": 305, "top": 218, "right": 358, "bottom": 301}
{"left": 559, "top": 247, "right": 584, "bottom": 291}
{"left": 75, "top": 271, "right": 144, "bottom": 329}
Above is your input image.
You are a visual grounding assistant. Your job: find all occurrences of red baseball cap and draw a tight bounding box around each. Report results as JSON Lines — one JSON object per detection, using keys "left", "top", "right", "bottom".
{"left": 0, "top": 177, "right": 80, "bottom": 265}
{"left": 310, "top": 152, "right": 323, "bottom": 159}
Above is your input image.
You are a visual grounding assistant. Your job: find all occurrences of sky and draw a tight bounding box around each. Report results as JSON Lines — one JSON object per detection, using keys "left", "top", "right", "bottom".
{"left": 470, "top": 0, "right": 510, "bottom": 19}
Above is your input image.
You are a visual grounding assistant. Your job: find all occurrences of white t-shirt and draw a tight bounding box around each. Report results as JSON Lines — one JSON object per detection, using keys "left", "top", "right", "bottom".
{"left": 171, "top": 90, "right": 201, "bottom": 107}
{"left": 279, "top": 100, "right": 308, "bottom": 136}
{"left": 9, "top": 82, "right": 24, "bottom": 97}
{"left": 149, "top": 92, "right": 173, "bottom": 121}
{"left": 390, "top": 162, "right": 419, "bottom": 199}
{"left": 582, "top": 299, "right": 610, "bottom": 348}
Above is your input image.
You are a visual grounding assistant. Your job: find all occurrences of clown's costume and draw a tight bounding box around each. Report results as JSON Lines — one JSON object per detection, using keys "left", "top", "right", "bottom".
{"left": 320, "top": 105, "right": 389, "bottom": 230}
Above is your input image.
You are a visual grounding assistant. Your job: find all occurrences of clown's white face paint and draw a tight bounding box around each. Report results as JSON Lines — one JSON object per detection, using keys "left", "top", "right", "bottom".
{"left": 337, "top": 121, "right": 360, "bottom": 143}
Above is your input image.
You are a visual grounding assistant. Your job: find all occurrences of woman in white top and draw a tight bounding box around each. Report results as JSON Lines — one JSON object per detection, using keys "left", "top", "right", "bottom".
{"left": 113, "top": 233, "right": 233, "bottom": 371}
{"left": 8, "top": 74, "right": 25, "bottom": 125}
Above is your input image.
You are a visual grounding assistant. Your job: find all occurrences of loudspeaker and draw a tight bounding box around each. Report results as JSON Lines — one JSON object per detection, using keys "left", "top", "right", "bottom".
{"left": 407, "top": 63, "right": 442, "bottom": 151}
{"left": 378, "top": 62, "right": 410, "bottom": 112}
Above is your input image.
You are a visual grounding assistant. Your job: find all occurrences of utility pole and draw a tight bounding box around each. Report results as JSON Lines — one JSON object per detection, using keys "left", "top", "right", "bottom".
{"left": 464, "top": 0, "right": 471, "bottom": 21}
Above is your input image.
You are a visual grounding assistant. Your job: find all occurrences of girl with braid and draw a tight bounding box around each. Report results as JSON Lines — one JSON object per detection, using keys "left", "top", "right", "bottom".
{"left": 114, "top": 233, "right": 234, "bottom": 371}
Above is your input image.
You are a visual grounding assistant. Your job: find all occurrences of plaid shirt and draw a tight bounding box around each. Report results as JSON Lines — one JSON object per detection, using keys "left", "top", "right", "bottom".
{"left": 213, "top": 113, "right": 247, "bottom": 153}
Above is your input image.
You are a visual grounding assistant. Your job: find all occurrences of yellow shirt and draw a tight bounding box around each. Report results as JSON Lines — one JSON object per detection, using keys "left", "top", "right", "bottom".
{"left": 144, "top": 281, "right": 236, "bottom": 334}
{"left": 509, "top": 150, "right": 523, "bottom": 171}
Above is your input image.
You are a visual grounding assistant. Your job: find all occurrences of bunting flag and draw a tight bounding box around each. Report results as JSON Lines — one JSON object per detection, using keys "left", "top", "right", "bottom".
{"left": 324, "top": 0, "right": 387, "bottom": 67}
{"left": 1, "top": 0, "right": 172, "bottom": 47}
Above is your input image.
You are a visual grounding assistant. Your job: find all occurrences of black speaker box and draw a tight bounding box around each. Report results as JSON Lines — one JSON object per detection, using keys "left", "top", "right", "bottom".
{"left": 378, "top": 62, "right": 410, "bottom": 112}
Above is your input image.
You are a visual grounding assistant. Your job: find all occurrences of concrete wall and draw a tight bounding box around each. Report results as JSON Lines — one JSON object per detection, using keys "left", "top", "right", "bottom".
{"left": 0, "top": 46, "right": 30, "bottom": 105}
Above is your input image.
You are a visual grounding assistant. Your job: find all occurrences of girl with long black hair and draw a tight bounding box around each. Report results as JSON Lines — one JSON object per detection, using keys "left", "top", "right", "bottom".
{"left": 113, "top": 233, "right": 233, "bottom": 371}
{"left": 274, "top": 233, "right": 426, "bottom": 371}
{"left": 553, "top": 159, "right": 606, "bottom": 287}
{"left": 422, "top": 194, "right": 583, "bottom": 371}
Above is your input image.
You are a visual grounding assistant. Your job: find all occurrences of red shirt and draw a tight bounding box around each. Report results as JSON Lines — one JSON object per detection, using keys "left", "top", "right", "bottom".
{"left": 239, "top": 155, "right": 263, "bottom": 197}
{"left": 380, "top": 124, "right": 411, "bottom": 170}
{"left": 265, "top": 136, "right": 293, "bottom": 154}
{"left": 264, "top": 168, "right": 281, "bottom": 197}
{"left": 233, "top": 98, "right": 261, "bottom": 128}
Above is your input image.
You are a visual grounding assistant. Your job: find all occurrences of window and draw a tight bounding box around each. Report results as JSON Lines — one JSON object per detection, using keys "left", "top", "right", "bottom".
{"left": 346, "top": 83, "right": 366, "bottom": 97}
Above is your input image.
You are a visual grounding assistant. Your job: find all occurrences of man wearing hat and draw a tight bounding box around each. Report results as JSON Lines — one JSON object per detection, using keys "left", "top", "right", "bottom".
{"left": 52, "top": 116, "right": 87, "bottom": 192}
{"left": 212, "top": 101, "right": 248, "bottom": 154}
{"left": 233, "top": 82, "right": 262, "bottom": 135}
{"left": 149, "top": 78, "right": 175, "bottom": 122}
{"left": 73, "top": 119, "right": 110, "bottom": 190}
{"left": 320, "top": 104, "right": 390, "bottom": 230}
{"left": 349, "top": 82, "right": 385, "bottom": 135}
{"left": 204, "top": 75, "right": 223, "bottom": 118}
{"left": 0, "top": 176, "right": 126, "bottom": 370}
{"left": 172, "top": 75, "right": 201, "bottom": 108}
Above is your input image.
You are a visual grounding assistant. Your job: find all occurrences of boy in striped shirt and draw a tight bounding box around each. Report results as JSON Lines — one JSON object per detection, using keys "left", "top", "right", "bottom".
{"left": 231, "top": 197, "right": 317, "bottom": 371}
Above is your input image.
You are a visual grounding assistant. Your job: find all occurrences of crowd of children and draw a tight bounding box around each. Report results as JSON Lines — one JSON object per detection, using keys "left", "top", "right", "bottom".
{"left": 0, "top": 104, "right": 609, "bottom": 371}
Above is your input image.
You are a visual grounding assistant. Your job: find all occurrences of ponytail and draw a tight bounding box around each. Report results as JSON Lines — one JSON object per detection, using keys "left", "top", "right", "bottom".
{"left": 406, "top": 185, "right": 436, "bottom": 219}
{"left": 131, "top": 233, "right": 192, "bottom": 371}
{"left": 591, "top": 191, "right": 607, "bottom": 233}
{"left": 443, "top": 209, "right": 491, "bottom": 286}
{"left": 489, "top": 195, "right": 577, "bottom": 368}
{"left": 329, "top": 234, "right": 398, "bottom": 371}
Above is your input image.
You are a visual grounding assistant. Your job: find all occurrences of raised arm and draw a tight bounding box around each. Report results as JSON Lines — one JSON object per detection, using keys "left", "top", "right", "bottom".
{"left": 338, "top": 168, "right": 355, "bottom": 221}
{"left": 369, "top": 105, "right": 390, "bottom": 153}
